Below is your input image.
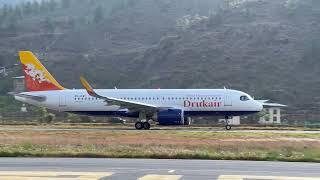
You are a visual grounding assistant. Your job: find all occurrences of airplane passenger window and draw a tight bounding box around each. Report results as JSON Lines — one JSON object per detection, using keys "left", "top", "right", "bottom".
{"left": 240, "top": 96, "right": 250, "bottom": 101}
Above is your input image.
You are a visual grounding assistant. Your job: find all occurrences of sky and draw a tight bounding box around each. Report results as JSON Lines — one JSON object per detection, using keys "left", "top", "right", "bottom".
{"left": 0, "top": 0, "right": 41, "bottom": 6}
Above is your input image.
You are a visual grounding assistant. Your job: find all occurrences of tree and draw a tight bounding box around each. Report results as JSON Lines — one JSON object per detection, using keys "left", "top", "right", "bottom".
{"left": 23, "top": 2, "right": 32, "bottom": 15}
{"left": 66, "top": 113, "right": 79, "bottom": 123}
{"left": 40, "top": 0, "right": 49, "bottom": 13}
{"left": 14, "top": 6, "right": 23, "bottom": 20}
{"left": 44, "top": 17, "right": 55, "bottom": 33}
{"left": 37, "top": 107, "right": 55, "bottom": 124}
{"left": 208, "top": 10, "right": 223, "bottom": 27}
{"left": 32, "top": 1, "right": 40, "bottom": 14}
{"left": 62, "top": 0, "right": 71, "bottom": 9}
{"left": 93, "top": 6, "right": 104, "bottom": 23}
{"left": 2, "top": 4, "right": 9, "bottom": 17}
{"left": 127, "top": 0, "right": 138, "bottom": 7}
{"left": 48, "top": 0, "right": 57, "bottom": 11}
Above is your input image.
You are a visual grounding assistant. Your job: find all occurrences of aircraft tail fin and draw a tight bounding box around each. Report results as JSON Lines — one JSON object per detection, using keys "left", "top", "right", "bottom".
{"left": 19, "top": 51, "right": 65, "bottom": 91}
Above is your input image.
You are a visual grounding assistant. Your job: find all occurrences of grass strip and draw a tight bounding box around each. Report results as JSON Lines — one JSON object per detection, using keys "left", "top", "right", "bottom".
{"left": 0, "top": 143, "right": 319, "bottom": 163}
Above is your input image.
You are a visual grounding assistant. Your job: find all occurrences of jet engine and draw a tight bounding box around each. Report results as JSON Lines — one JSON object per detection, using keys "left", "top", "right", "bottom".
{"left": 153, "top": 109, "right": 184, "bottom": 125}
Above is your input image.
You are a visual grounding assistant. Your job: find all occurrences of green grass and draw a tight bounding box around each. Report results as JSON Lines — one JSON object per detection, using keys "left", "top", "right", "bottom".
{"left": 0, "top": 129, "right": 319, "bottom": 162}
{"left": 0, "top": 143, "right": 319, "bottom": 162}
{"left": 170, "top": 131, "right": 320, "bottom": 139}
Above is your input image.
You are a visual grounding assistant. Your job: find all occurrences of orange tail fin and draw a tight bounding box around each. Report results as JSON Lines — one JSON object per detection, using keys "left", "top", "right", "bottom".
{"left": 19, "top": 51, "right": 65, "bottom": 91}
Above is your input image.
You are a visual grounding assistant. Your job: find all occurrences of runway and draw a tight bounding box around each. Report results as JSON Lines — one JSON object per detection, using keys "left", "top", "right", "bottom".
{"left": 0, "top": 158, "right": 319, "bottom": 180}
{"left": 0, "top": 126, "right": 319, "bottom": 134}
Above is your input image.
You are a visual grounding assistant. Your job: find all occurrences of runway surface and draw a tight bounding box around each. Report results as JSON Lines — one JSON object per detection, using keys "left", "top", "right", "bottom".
{"left": 0, "top": 126, "right": 319, "bottom": 133}
{"left": 0, "top": 158, "right": 319, "bottom": 180}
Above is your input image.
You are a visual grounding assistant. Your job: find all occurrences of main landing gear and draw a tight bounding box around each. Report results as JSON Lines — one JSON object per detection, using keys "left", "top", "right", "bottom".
{"left": 135, "top": 112, "right": 151, "bottom": 130}
{"left": 135, "top": 121, "right": 151, "bottom": 130}
{"left": 225, "top": 116, "right": 232, "bottom": 131}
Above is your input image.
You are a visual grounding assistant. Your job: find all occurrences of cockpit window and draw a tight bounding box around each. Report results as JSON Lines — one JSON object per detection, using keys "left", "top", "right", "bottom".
{"left": 240, "top": 95, "right": 250, "bottom": 101}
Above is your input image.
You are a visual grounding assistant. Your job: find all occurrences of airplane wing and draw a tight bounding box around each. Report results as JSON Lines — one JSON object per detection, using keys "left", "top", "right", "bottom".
{"left": 255, "top": 100, "right": 269, "bottom": 103}
{"left": 80, "top": 76, "right": 169, "bottom": 113}
{"left": 262, "top": 102, "right": 287, "bottom": 107}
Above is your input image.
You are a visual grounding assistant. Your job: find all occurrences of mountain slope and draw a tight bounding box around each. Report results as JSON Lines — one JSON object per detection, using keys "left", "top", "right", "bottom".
{"left": 0, "top": 0, "right": 319, "bottom": 118}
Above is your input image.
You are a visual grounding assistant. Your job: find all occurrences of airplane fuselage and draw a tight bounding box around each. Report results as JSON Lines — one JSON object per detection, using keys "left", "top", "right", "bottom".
{"left": 15, "top": 88, "right": 263, "bottom": 118}
{"left": 14, "top": 51, "right": 283, "bottom": 130}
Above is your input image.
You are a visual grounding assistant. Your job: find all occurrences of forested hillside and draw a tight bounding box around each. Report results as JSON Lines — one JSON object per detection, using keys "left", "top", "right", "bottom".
{"left": 0, "top": 0, "right": 319, "bottom": 119}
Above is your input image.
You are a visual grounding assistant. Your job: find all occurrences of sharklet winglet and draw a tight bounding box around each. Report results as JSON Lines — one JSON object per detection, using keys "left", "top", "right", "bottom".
{"left": 80, "top": 76, "right": 98, "bottom": 97}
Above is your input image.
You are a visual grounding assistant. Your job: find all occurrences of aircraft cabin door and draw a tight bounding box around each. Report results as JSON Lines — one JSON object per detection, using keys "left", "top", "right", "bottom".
{"left": 59, "top": 95, "right": 67, "bottom": 108}
{"left": 224, "top": 95, "right": 232, "bottom": 106}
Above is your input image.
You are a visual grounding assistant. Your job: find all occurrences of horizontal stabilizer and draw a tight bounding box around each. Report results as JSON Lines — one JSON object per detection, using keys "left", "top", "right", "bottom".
{"left": 14, "top": 93, "right": 46, "bottom": 102}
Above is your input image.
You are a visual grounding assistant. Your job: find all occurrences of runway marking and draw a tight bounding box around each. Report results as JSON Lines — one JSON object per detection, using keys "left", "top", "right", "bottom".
{"left": 0, "top": 171, "right": 113, "bottom": 180}
{"left": 139, "top": 174, "right": 182, "bottom": 180}
{"left": 168, "top": 170, "right": 175, "bottom": 173}
{"left": 218, "top": 175, "right": 320, "bottom": 180}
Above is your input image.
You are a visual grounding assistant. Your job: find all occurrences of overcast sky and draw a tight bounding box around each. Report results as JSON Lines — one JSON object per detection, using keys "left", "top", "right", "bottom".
{"left": 0, "top": 0, "right": 41, "bottom": 6}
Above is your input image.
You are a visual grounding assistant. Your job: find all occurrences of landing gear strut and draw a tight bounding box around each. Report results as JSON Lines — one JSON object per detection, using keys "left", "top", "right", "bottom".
{"left": 225, "top": 116, "right": 232, "bottom": 131}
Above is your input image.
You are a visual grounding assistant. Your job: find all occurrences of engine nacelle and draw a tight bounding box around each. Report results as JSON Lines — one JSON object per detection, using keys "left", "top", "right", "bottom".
{"left": 154, "top": 109, "right": 184, "bottom": 125}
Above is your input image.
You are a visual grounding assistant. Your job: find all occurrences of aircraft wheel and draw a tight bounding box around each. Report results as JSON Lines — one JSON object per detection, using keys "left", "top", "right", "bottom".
{"left": 143, "top": 122, "right": 151, "bottom": 130}
{"left": 135, "top": 122, "right": 143, "bottom": 130}
{"left": 225, "top": 125, "right": 232, "bottom": 131}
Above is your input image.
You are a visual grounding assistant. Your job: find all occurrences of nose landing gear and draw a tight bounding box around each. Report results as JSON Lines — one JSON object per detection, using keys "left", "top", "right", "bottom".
{"left": 225, "top": 116, "right": 232, "bottom": 130}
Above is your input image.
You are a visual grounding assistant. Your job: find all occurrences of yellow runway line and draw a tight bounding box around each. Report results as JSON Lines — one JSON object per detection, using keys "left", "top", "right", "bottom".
{"left": 0, "top": 171, "right": 113, "bottom": 180}
{"left": 139, "top": 174, "right": 182, "bottom": 180}
{"left": 218, "top": 175, "right": 320, "bottom": 180}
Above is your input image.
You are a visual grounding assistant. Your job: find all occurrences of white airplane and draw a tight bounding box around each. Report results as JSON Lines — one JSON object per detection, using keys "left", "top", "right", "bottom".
{"left": 14, "top": 51, "right": 285, "bottom": 130}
